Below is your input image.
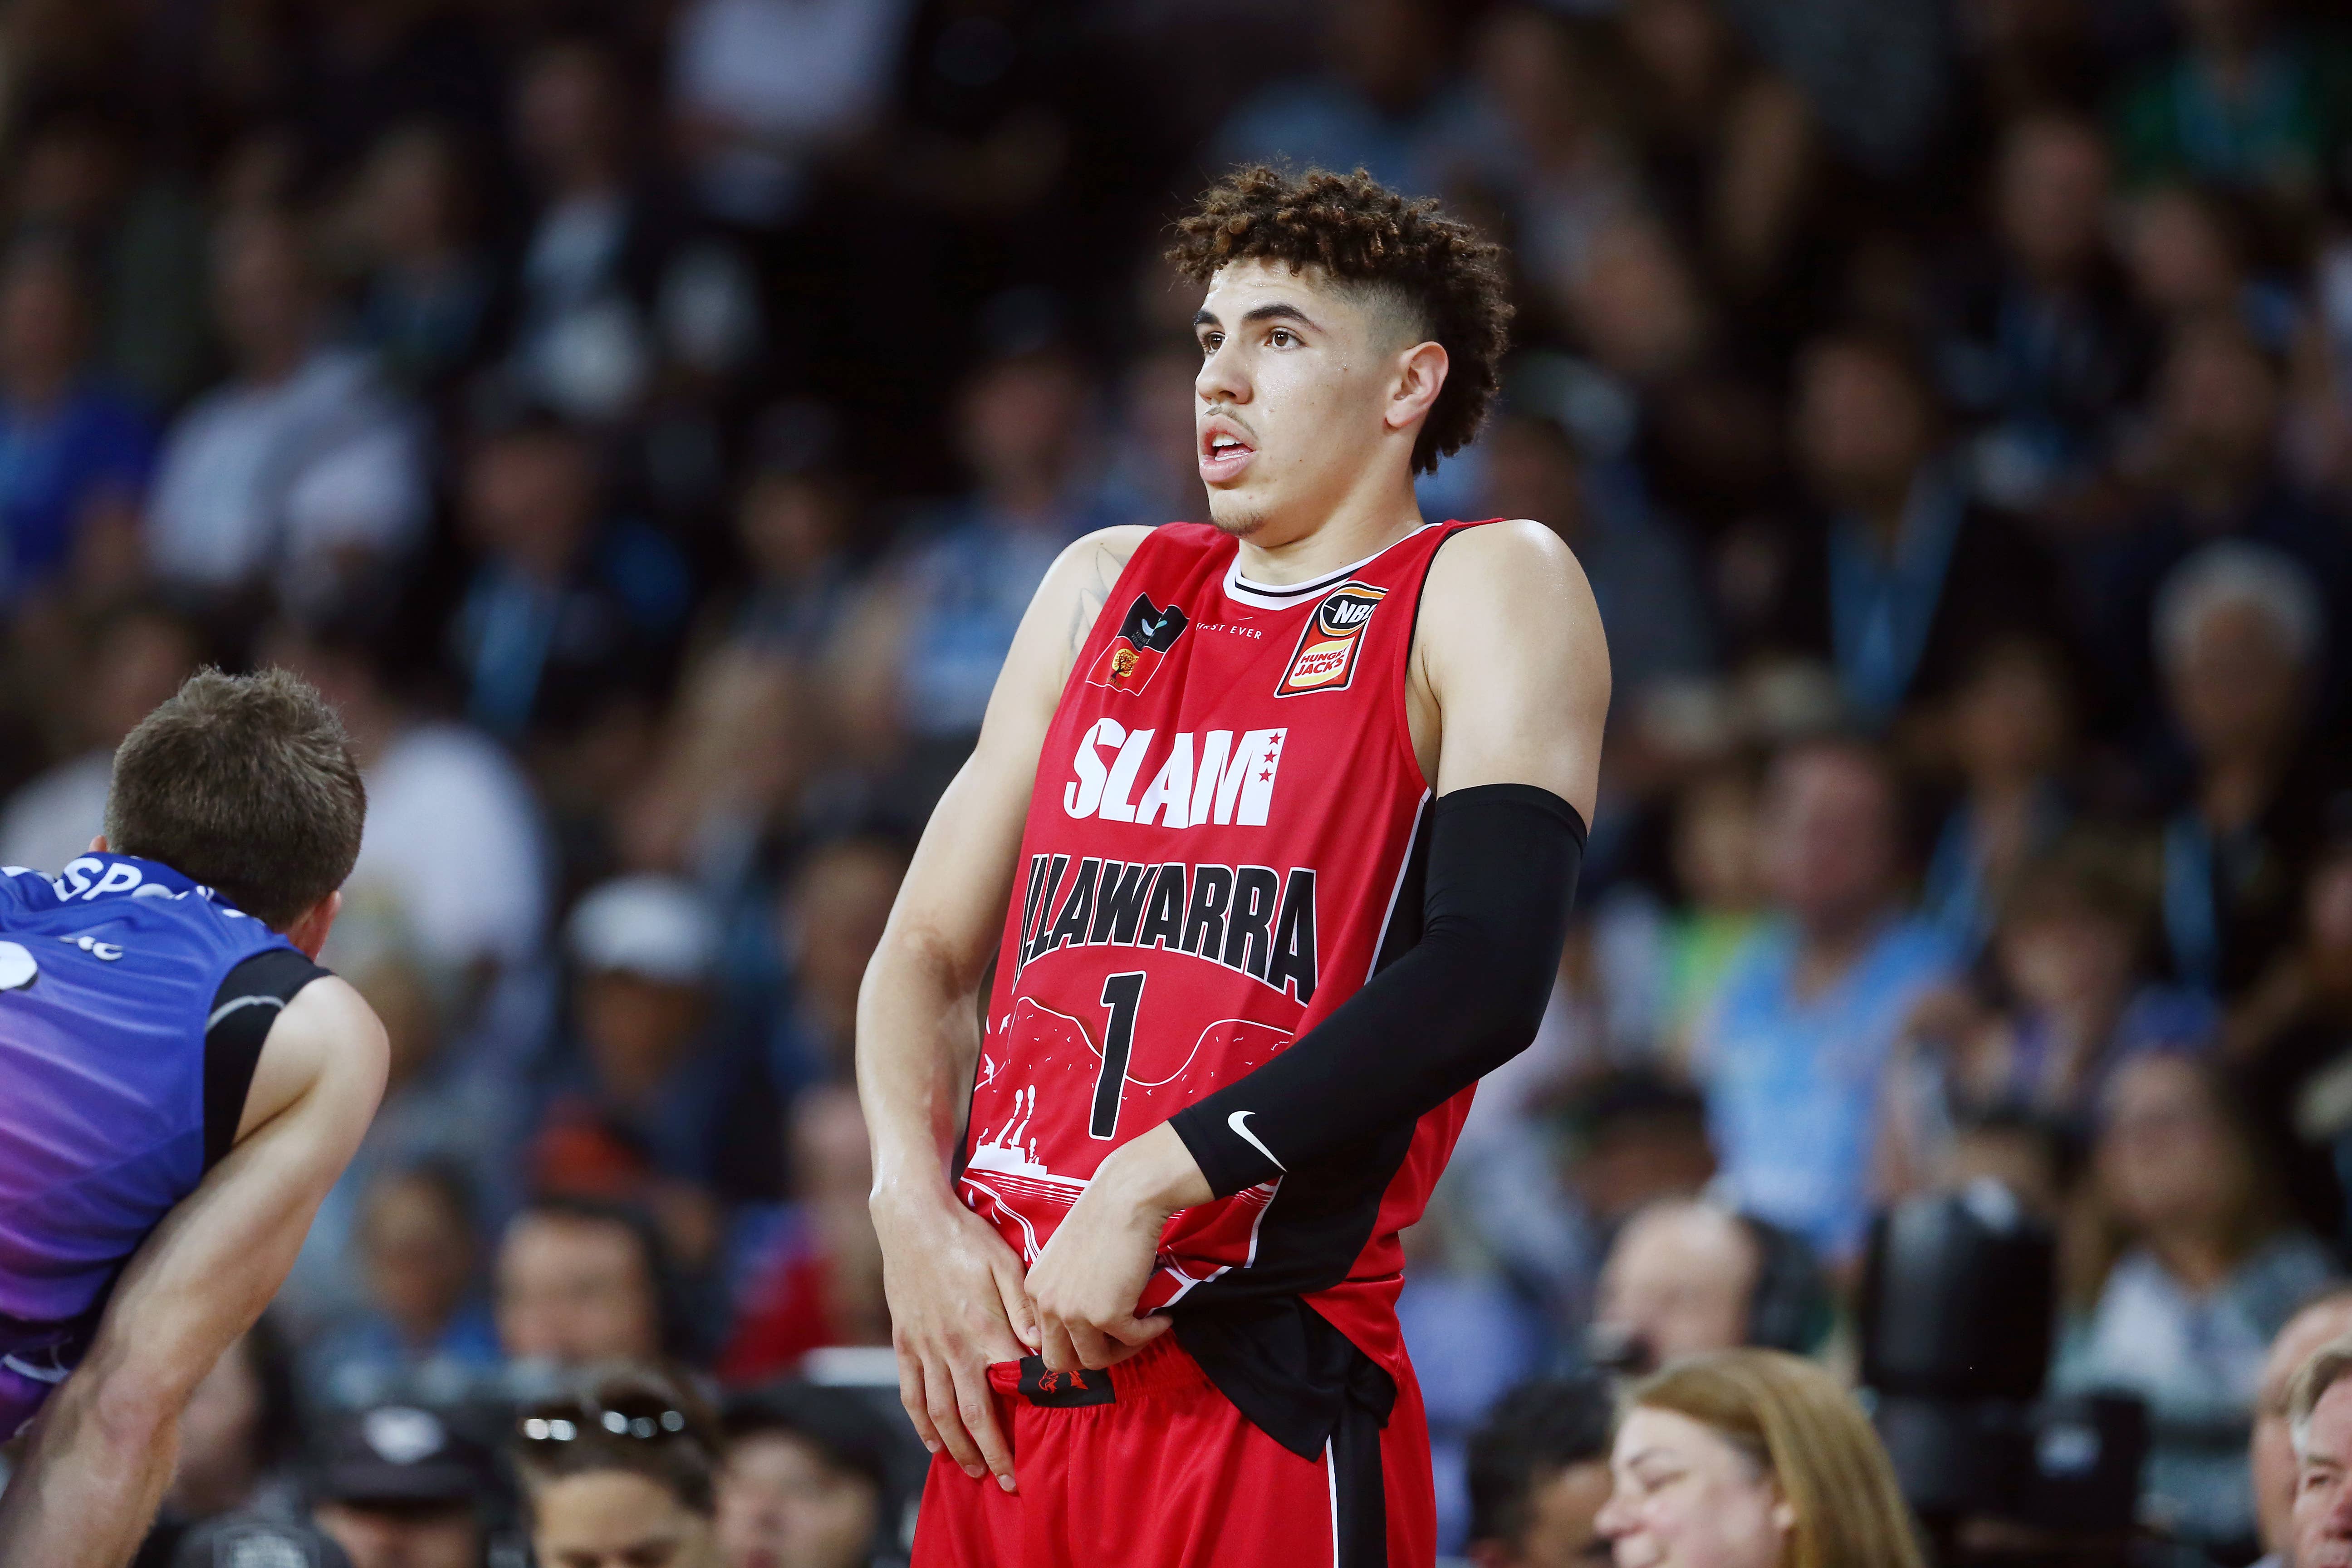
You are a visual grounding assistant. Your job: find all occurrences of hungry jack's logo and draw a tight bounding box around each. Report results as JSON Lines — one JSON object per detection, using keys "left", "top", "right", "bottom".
{"left": 1086, "top": 593, "right": 1190, "bottom": 696}
{"left": 1275, "top": 581, "right": 1387, "bottom": 696}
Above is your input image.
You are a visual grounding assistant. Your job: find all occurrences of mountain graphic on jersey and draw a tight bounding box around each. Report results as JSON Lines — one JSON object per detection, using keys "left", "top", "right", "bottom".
{"left": 960, "top": 996, "right": 1289, "bottom": 1270}
{"left": 1086, "top": 593, "right": 1191, "bottom": 696}
{"left": 1274, "top": 581, "right": 1387, "bottom": 696}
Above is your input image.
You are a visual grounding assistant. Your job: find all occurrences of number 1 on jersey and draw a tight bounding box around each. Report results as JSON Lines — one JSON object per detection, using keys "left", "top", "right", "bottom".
{"left": 1091, "top": 972, "right": 1146, "bottom": 1138}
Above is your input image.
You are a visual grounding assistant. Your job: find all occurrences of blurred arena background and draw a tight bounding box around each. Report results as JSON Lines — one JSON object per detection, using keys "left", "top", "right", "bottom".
{"left": 3, "top": 0, "right": 2352, "bottom": 1563}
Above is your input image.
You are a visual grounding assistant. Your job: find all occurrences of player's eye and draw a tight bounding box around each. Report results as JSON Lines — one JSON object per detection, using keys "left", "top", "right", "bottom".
{"left": 1268, "top": 328, "right": 1296, "bottom": 347}
{"left": 1198, "top": 332, "right": 1222, "bottom": 355}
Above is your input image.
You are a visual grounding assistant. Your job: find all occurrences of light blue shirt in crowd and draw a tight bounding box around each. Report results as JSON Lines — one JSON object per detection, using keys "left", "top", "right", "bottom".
{"left": 1700, "top": 914, "right": 1956, "bottom": 1261}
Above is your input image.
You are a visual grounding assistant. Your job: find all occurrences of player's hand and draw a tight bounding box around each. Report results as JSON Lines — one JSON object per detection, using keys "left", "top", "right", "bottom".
{"left": 871, "top": 1184, "right": 1038, "bottom": 1492}
{"left": 1025, "top": 1122, "right": 1213, "bottom": 1373}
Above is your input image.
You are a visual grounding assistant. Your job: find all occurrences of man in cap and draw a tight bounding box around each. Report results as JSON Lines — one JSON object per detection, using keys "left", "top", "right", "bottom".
{"left": 310, "top": 1403, "right": 496, "bottom": 1568}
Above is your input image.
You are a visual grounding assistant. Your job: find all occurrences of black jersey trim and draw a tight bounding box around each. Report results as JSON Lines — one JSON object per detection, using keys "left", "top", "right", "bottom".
{"left": 204, "top": 948, "right": 329, "bottom": 1170}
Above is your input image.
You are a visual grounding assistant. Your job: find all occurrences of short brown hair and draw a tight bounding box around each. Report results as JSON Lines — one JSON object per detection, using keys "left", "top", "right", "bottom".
{"left": 1167, "top": 165, "right": 1513, "bottom": 475}
{"left": 1627, "top": 1350, "right": 1925, "bottom": 1568}
{"left": 104, "top": 667, "right": 365, "bottom": 928}
{"left": 513, "top": 1364, "right": 720, "bottom": 1517}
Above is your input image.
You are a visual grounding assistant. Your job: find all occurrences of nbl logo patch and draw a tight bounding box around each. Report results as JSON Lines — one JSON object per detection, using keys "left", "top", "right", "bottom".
{"left": 1275, "top": 581, "right": 1387, "bottom": 697}
{"left": 1086, "top": 593, "right": 1190, "bottom": 696}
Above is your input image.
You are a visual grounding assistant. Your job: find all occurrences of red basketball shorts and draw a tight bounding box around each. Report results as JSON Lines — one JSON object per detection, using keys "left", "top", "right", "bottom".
{"left": 910, "top": 1334, "right": 1436, "bottom": 1567}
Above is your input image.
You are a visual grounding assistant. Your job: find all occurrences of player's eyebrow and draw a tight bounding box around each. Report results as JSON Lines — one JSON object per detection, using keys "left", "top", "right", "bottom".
{"left": 1192, "top": 303, "right": 1321, "bottom": 331}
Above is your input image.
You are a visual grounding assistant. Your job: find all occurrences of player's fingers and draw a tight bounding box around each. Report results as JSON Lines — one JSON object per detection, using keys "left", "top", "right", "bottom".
{"left": 923, "top": 1352, "right": 986, "bottom": 1478}
{"left": 950, "top": 1357, "right": 1019, "bottom": 1494}
{"left": 1103, "top": 1312, "right": 1173, "bottom": 1350}
{"left": 897, "top": 1343, "right": 946, "bottom": 1456}
{"left": 992, "top": 1250, "right": 1041, "bottom": 1351}
{"left": 1068, "top": 1320, "right": 1117, "bottom": 1371}
{"left": 1035, "top": 1313, "right": 1080, "bottom": 1374}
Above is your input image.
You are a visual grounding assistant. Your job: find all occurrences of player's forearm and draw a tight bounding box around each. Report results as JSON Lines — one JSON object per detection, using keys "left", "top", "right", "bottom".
{"left": 858, "top": 925, "right": 988, "bottom": 1206}
{"left": 0, "top": 1366, "right": 181, "bottom": 1568}
{"left": 1169, "top": 784, "right": 1585, "bottom": 1195}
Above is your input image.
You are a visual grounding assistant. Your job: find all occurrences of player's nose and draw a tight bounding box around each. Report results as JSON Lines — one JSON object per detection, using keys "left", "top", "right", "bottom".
{"left": 1196, "top": 345, "right": 1248, "bottom": 404}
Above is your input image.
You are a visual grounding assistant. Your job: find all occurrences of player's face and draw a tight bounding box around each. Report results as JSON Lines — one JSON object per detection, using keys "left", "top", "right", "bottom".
{"left": 1192, "top": 259, "right": 1415, "bottom": 544}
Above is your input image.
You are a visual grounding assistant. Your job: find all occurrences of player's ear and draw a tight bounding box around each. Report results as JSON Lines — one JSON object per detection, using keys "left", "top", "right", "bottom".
{"left": 283, "top": 888, "right": 342, "bottom": 959}
{"left": 87, "top": 835, "right": 108, "bottom": 854}
{"left": 1385, "top": 341, "right": 1449, "bottom": 436}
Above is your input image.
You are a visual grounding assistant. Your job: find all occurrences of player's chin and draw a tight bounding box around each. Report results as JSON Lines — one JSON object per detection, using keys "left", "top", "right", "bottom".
{"left": 1205, "top": 498, "right": 1264, "bottom": 539}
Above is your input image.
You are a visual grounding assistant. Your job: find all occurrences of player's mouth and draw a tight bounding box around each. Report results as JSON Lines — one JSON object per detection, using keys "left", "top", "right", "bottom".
{"left": 1199, "top": 421, "right": 1257, "bottom": 484}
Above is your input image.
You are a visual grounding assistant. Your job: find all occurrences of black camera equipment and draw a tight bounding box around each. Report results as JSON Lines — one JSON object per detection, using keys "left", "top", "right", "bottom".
{"left": 1860, "top": 1181, "right": 2148, "bottom": 1554}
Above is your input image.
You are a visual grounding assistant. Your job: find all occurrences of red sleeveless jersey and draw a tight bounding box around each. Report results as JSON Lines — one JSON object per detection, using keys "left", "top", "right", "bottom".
{"left": 960, "top": 519, "right": 1489, "bottom": 1376}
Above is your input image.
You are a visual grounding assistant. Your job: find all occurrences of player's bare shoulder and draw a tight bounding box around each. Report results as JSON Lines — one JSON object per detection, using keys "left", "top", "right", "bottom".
{"left": 1418, "top": 519, "right": 1607, "bottom": 680}
{"left": 1410, "top": 518, "right": 1611, "bottom": 810}
{"left": 1039, "top": 524, "right": 1156, "bottom": 676}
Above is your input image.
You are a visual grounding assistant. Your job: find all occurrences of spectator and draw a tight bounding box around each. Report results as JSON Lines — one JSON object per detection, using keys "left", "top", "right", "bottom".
{"left": 724, "top": 418, "right": 861, "bottom": 663}
{"left": 141, "top": 1321, "right": 306, "bottom": 1558}
{"left": 1614, "top": 0, "right": 1816, "bottom": 304}
{"left": 2237, "top": 837, "right": 2352, "bottom": 1244}
{"left": 2153, "top": 542, "right": 2342, "bottom": 1000}
{"left": 1210, "top": 0, "right": 1478, "bottom": 197}
{"left": 343, "top": 122, "right": 495, "bottom": 398}
{"left": 2251, "top": 1288, "right": 2352, "bottom": 1568}
{"left": 532, "top": 875, "right": 782, "bottom": 1258}
{"left": 0, "top": 235, "right": 155, "bottom": 607}
{"left": 0, "top": 599, "right": 196, "bottom": 873}
{"left": 667, "top": 0, "right": 913, "bottom": 228}
{"left": 1762, "top": 330, "right": 2072, "bottom": 729}
{"left": 1462, "top": 1375, "right": 1616, "bottom": 1568}
{"left": 2083, "top": 319, "right": 2351, "bottom": 737}
{"left": 301, "top": 1164, "right": 503, "bottom": 1413}
{"left": 1596, "top": 1350, "right": 1923, "bottom": 1568}
{"left": 504, "top": 35, "right": 757, "bottom": 422}
{"left": 769, "top": 838, "right": 909, "bottom": 1087}
{"left": 715, "top": 1383, "right": 908, "bottom": 1568}
{"left": 1695, "top": 737, "right": 1955, "bottom": 1262}
{"left": 168, "top": 1516, "right": 355, "bottom": 1568}
{"left": 145, "top": 211, "right": 427, "bottom": 618}
{"left": 1565, "top": 1071, "right": 1719, "bottom": 1235}
{"left": 448, "top": 410, "right": 691, "bottom": 742}
{"left": 310, "top": 1403, "right": 499, "bottom": 1568}
{"left": 835, "top": 344, "right": 1121, "bottom": 808}
{"left": 1477, "top": 410, "right": 1715, "bottom": 706}
{"left": 2056, "top": 1051, "right": 2335, "bottom": 1551}
{"left": 1922, "top": 835, "right": 2215, "bottom": 1141}
{"left": 720, "top": 1087, "right": 890, "bottom": 1385}
{"left": 1916, "top": 637, "right": 2077, "bottom": 956}
{"left": 2111, "top": 0, "right": 2352, "bottom": 206}
{"left": 1650, "top": 766, "right": 1769, "bottom": 1065}
{"left": 511, "top": 1366, "right": 724, "bottom": 1568}
{"left": 1936, "top": 111, "right": 2148, "bottom": 510}
{"left": 265, "top": 616, "right": 552, "bottom": 1013}
{"left": 8, "top": 109, "right": 212, "bottom": 411}
{"left": 495, "top": 1198, "right": 676, "bottom": 1374}
{"left": 1592, "top": 1200, "right": 1827, "bottom": 1374}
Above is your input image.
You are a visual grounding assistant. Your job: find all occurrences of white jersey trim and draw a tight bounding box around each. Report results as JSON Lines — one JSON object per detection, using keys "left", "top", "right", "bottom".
{"left": 1221, "top": 524, "right": 1432, "bottom": 611}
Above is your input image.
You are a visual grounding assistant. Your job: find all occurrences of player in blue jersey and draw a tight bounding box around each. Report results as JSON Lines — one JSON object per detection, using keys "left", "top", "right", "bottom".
{"left": 0, "top": 668, "right": 387, "bottom": 1567}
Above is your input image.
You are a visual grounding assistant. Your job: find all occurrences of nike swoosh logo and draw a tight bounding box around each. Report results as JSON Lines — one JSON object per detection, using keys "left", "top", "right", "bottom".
{"left": 1227, "top": 1111, "right": 1285, "bottom": 1171}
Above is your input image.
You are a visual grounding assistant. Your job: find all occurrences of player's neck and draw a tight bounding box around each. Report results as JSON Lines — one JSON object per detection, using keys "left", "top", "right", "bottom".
{"left": 1230, "top": 478, "right": 1426, "bottom": 586}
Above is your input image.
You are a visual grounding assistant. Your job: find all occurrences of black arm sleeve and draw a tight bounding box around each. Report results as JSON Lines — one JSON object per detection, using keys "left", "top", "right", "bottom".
{"left": 1168, "top": 782, "right": 1585, "bottom": 1197}
{"left": 204, "top": 947, "right": 331, "bottom": 1170}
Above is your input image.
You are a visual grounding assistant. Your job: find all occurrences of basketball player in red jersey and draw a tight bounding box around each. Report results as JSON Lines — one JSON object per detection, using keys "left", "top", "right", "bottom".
{"left": 860, "top": 166, "right": 1610, "bottom": 1567}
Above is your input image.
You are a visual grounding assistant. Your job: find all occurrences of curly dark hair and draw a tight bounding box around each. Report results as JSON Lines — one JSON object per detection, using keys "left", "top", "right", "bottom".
{"left": 1168, "top": 165, "right": 1514, "bottom": 475}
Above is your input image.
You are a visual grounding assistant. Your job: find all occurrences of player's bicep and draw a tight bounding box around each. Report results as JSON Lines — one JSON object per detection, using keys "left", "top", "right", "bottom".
{"left": 1422, "top": 520, "right": 1610, "bottom": 819}
{"left": 78, "top": 980, "right": 385, "bottom": 1402}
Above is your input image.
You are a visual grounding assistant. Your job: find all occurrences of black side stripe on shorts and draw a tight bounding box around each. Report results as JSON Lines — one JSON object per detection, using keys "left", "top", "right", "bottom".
{"left": 203, "top": 948, "right": 331, "bottom": 1170}
{"left": 1331, "top": 1394, "right": 1390, "bottom": 1568}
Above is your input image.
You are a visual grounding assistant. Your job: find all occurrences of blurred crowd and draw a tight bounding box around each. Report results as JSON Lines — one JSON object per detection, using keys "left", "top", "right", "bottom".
{"left": 5, "top": 0, "right": 2352, "bottom": 1562}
